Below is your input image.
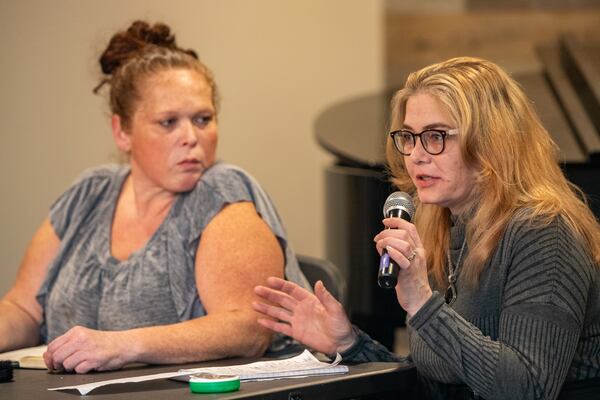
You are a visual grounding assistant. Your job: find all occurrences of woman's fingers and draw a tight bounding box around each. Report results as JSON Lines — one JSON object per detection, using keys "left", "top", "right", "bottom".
{"left": 254, "top": 285, "right": 299, "bottom": 311}
{"left": 385, "top": 245, "right": 417, "bottom": 269}
{"left": 381, "top": 217, "right": 418, "bottom": 233}
{"left": 46, "top": 332, "right": 69, "bottom": 353}
{"left": 375, "top": 237, "right": 413, "bottom": 258}
{"left": 45, "top": 334, "right": 79, "bottom": 371}
{"left": 74, "top": 360, "right": 95, "bottom": 374}
{"left": 374, "top": 220, "right": 420, "bottom": 266}
{"left": 264, "top": 277, "right": 312, "bottom": 301}
{"left": 375, "top": 218, "right": 418, "bottom": 250}
{"left": 61, "top": 349, "right": 88, "bottom": 372}
{"left": 252, "top": 300, "right": 293, "bottom": 322}
{"left": 44, "top": 331, "right": 70, "bottom": 369}
{"left": 314, "top": 281, "right": 340, "bottom": 311}
{"left": 256, "top": 318, "right": 293, "bottom": 337}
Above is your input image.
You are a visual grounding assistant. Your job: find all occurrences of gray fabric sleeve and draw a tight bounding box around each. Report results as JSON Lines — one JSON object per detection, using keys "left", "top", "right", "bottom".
{"left": 408, "top": 220, "right": 591, "bottom": 400}
{"left": 183, "top": 163, "right": 289, "bottom": 253}
{"left": 182, "top": 163, "right": 309, "bottom": 288}
{"left": 340, "top": 325, "right": 411, "bottom": 365}
{"left": 49, "top": 166, "right": 117, "bottom": 238}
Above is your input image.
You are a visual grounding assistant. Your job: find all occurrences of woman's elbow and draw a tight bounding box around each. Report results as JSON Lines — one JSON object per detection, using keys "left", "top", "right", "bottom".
{"left": 241, "top": 325, "right": 272, "bottom": 358}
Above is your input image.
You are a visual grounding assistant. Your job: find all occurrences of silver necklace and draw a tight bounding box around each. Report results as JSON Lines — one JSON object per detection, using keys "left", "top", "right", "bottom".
{"left": 445, "top": 237, "right": 467, "bottom": 305}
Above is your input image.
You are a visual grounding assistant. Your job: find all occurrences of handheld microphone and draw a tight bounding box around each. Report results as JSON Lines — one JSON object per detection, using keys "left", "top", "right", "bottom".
{"left": 377, "top": 191, "right": 416, "bottom": 289}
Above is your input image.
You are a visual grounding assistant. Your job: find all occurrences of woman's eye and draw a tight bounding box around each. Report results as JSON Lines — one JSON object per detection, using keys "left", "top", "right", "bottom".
{"left": 427, "top": 131, "right": 444, "bottom": 142}
{"left": 193, "top": 114, "right": 213, "bottom": 127}
{"left": 399, "top": 132, "right": 414, "bottom": 142}
{"left": 159, "top": 118, "right": 177, "bottom": 128}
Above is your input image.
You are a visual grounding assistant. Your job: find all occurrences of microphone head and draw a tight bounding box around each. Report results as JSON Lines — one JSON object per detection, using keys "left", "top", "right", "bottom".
{"left": 383, "top": 191, "right": 415, "bottom": 220}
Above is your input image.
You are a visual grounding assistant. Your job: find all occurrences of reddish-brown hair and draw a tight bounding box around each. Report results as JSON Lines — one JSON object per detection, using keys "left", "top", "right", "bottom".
{"left": 94, "top": 20, "right": 218, "bottom": 128}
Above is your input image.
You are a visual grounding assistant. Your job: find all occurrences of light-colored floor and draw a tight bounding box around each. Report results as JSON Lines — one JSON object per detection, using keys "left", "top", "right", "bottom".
{"left": 394, "top": 327, "right": 410, "bottom": 356}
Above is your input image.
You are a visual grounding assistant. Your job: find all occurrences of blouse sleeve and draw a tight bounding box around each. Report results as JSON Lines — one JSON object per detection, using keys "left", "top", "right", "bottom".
{"left": 182, "top": 163, "right": 309, "bottom": 287}
{"left": 48, "top": 166, "right": 117, "bottom": 239}
{"left": 166, "top": 163, "right": 310, "bottom": 322}
{"left": 408, "top": 219, "right": 593, "bottom": 400}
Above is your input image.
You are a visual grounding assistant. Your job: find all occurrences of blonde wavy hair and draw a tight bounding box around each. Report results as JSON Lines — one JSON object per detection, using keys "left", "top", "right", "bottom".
{"left": 386, "top": 57, "right": 600, "bottom": 287}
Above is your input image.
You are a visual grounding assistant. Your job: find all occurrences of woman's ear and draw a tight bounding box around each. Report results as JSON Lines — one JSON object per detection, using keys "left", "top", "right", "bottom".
{"left": 111, "top": 114, "right": 132, "bottom": 153}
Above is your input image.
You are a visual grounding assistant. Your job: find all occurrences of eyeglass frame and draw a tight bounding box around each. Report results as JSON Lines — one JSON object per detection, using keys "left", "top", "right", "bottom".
{"left": 389, "top": 128, "right": 459, "bottom": 156}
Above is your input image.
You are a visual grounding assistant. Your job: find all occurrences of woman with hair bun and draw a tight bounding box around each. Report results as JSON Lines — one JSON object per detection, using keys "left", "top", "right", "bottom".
{"left": 0, "top": 20, "right": 308, "bottom": 373}
{"left": 253, "top": 57, "right": 600, "bottom": 399}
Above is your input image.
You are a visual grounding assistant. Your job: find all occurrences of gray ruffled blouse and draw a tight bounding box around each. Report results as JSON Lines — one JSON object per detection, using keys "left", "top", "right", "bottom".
{"left": 36, "top": 162, "right": 309, "bottom": 342}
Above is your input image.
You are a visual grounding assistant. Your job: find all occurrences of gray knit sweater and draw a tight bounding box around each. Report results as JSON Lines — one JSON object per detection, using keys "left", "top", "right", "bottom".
{"left": 341, "top": 213, "right": 600, "bottom": 400}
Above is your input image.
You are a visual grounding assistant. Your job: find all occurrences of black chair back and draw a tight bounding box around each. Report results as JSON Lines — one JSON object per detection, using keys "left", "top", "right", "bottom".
{"left": 297, "top": 254, "right": 347, "bottom": 308}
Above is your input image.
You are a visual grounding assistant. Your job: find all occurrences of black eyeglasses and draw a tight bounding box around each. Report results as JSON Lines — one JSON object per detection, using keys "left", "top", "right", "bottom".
{"left": 390, "top": 128, "right": 459, "bottom": 156}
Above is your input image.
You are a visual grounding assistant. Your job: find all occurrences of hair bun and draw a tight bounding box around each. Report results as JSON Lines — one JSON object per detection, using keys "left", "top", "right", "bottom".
{"left": 128, "top": 20, "right": 175, "bottom": 48}
{"left": 99, "top": 20, "right": 178, "bottom": 75}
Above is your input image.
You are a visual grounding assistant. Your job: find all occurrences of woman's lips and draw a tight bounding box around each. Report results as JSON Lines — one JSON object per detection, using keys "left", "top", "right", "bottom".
{"left": 178, "top": 159, "right": 203, "bottom": 171}
{"left": 414, "top": 174, "right": 438, "bottom": 188}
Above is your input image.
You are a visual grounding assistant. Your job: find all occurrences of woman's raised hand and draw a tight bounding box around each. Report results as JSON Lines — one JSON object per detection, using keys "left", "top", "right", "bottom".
{"left": 253, "top": 277, "right": 356, "bottom": 355}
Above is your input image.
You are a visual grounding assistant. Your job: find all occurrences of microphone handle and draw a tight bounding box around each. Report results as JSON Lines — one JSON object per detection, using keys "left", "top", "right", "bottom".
{"left": 377, "top": 208, "right": 411, "bottom": 289}
{"left": 377, "top": 250, "right": 398, "bottom": 289}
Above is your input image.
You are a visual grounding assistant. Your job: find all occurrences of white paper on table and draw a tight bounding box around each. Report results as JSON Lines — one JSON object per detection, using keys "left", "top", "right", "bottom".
{"left": 48, "top": 370, "right": 190, "bottom": 396}
{"left": 48, "top": 349, "right": 347, "bottom": 395}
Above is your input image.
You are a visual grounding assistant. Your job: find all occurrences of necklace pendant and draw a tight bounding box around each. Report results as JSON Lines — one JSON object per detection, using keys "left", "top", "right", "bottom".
{"left": 445, "top": 282, "right": 457, "bottom": 305}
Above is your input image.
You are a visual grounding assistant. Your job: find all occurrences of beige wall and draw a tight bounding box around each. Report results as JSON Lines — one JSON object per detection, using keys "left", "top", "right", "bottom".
{"left": 0, "top": 0, "right": 384, "bottom": 295}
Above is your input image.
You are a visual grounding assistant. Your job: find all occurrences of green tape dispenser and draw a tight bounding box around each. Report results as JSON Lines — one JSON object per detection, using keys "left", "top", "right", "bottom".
{"left": 189, "top": 373, "right": 241, "bottom": 394}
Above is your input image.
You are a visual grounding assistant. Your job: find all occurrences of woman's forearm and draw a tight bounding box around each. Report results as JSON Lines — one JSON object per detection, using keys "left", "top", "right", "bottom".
{"left": 0, "top": 300, "right": 41, "bottom": 351}
{"left": 124, "top": 309, "right": 272, "bottom": 365}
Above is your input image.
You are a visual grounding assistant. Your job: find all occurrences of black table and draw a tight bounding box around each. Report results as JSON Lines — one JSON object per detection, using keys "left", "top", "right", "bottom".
{"left": 0, "top": 359, "right": 416, "bottom": 399}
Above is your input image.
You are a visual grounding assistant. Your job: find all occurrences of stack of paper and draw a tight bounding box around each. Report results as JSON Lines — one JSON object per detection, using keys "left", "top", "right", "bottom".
{"left": 177, "top": 349, "right": 347, "bottom": 381}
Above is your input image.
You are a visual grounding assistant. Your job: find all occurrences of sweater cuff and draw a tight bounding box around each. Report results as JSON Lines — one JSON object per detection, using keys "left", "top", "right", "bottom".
{"left": 338, "top": 325, "right": 367, "bottom": 360}
{"left": 408, "top": 291, "right": 445, "bottom": 330}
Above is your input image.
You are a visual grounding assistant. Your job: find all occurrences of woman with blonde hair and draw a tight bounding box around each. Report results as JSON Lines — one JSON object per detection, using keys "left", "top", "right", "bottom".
{"left": 253, "top": 57, "right": 600, "bottom": 399}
